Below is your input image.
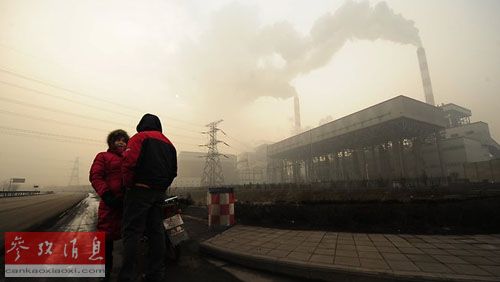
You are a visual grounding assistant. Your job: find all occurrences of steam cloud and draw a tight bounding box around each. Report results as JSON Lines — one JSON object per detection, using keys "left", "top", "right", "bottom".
{"left": 170, "top": 1, "right": 421, "bottom": 109}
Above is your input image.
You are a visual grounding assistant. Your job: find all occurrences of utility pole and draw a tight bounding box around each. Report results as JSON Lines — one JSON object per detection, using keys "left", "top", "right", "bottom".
{"left": 3, "top": 178, "right": 12, "bottom": 192}
{"left": 201, "top": 119, "right": 229, "bottom": 187}
{"left": 68, "top": 157, "right": 80, "bottom": 187}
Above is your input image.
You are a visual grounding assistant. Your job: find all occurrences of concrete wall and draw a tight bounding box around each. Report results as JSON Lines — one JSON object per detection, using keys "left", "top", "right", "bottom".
{"left": 445, "top": 122, "right": 492, "bottom": 144}
{"left": 464, "top": 138, "right": 492, "bottom": 162}
{"left": 420, "top": 142, "right": 443, "bottom": 177}
{"left": 417, "top": 137, "right": 493, "bottom": 178}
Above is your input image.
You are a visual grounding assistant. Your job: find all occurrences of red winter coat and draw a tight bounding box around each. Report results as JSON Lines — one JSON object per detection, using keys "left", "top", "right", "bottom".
{"left": 122, "top": 130, "right": 177, "bottom": 189}
{"left": 89, "top": 149, "right": 124, "bottom": 240}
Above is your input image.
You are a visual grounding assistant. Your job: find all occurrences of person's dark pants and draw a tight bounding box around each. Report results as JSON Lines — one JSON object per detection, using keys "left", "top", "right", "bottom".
{"left": 105, "top": 238, "right": 114, "bottom": 279}
{"left": 118, "top": 187, "right": 166, "bottom": 282}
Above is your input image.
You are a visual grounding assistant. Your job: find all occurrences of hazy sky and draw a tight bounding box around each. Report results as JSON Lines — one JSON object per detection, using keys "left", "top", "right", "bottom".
{"left": 0, "top": 0, "right": 499, "bottom": 187}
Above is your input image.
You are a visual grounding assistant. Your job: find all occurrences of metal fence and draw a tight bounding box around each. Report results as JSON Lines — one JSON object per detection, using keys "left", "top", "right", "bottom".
{"left": 0, "top": 190, "right": 46, "bottom": 197}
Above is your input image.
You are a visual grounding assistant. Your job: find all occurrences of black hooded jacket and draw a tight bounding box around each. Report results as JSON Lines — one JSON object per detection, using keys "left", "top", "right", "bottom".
{"left": 136, "top": 113, "right": 163, "bottom": 132}
{"left": 122, "top": 114, "right": 177, "bottom": 189}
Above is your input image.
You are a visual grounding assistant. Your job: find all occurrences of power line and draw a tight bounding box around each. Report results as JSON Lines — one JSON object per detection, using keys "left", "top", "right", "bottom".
{"left": 0, "top": 66, "right": 139, "bottom": 112}
{"left": 170, "top": 141, "right": 203, "bottom": 148}
{"left": 0, "top": 154, "right": 80, "bottom": 164}
{"left": 0, "top": 126, "right": 102, "bottom": 145}
{"left": 0, "top": 45, "right": 205, "bottom": 137}
{"left": 0, "top": 66, "right": 205, "bottom": 128}
{"left": 0, "top": 95, "right": 131, "bottom": 127}
{"left": 219, "top": 146, "right": 240, "bottom": 155}
{"left": 0, "top": 159, "right": 73, "bottom": 168}
{"left": 222, "top": 140, "right": 247, "bottom": 152}
{"left": 213, "top": 127, "right": 253, "bottom": 151}
{"left": 0, "top": 58, "right": 208, "bottom": 144}
{"left": 0, "top": 108, "right": 203, "bottom": 142}
{"left": 0, "top": 108, "right": 107, "bottom": 132}
{"left": 0, "top": 43, "right": 66, "bottom": 69}
{"left": 0, "top": 79, "right": 136, "bottom": 119}
{"left": 0, "top": 124, "right": 203, "bottom": 149}
{"left": 224, "top": 133, "right": 255, "bottom": 150}
{"left": 0, "top": 79, "right": 203, "bottom": 133}
{"left": 0, "top": 92, "right": 203, "bottom": 135}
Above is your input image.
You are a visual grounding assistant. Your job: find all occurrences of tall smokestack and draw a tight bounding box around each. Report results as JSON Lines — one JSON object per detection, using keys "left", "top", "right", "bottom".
{"left": 417, "top": 47, "right": 435, "bottom": 106}
{"left": 294, "top": 95, "right": 301, "bottom": 134}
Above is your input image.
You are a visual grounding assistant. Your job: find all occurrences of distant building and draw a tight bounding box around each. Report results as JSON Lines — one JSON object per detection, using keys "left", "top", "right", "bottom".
{"left": 171, "top": 151, "right": 238, "bottom": 187}
{"left": 237, "top": 144, "right": 268, "bottom": 184}
{"left": 441, "top": 103, "right": 500, "bottom": 157}
{"left": 266, "top": 96, "right": 500, "bottom": 183}
{"left": 421, "top": 103, "right": 499, "bottom": 178}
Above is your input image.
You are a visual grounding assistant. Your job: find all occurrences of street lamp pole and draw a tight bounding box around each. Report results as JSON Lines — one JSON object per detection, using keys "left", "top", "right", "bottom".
{"left": 3, "top": 178, "right": 12, "bottom": 192}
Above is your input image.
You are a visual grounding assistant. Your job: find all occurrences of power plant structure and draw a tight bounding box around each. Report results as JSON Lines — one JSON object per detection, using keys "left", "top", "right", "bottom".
{"left": 246, "top": 46, "right": 500, "bottom": 185}
{"left": 293, "top": 95, "right": 302, "bottom": 134}
{"left": 266, "top": 96, "right": 499, "bottom": 184}
{"left": 171, "top": 45, "right": 499, "bottom": 187}
{"left": 417, "top": 47, "right": 436, "bottom": 106}
{"left": 268, "top": 95, "right": 444, "bottom": 183}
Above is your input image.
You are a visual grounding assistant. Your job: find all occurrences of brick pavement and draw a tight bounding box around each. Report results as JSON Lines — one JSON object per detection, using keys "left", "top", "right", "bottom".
{"left": 201, "top": 225, "right": 500, "bottom": 281}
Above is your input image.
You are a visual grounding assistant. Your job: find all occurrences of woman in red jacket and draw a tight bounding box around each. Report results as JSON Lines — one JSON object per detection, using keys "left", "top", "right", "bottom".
{"left": 89, "top": 129, "right": 129, "bottom": 281}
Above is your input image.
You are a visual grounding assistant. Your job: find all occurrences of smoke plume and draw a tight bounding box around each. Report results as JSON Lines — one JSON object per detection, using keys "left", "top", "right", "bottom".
{"left": 170, "top": 1, "right": 421, "bottom": 109}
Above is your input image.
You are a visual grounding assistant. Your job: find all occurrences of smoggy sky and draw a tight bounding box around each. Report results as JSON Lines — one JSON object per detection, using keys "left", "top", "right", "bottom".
{"left": 0, "top": 0, "right": 499, "bottom": 187}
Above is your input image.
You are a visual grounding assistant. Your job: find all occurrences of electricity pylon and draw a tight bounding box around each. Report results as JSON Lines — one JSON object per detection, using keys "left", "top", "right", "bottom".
{"left": 68, "top": 157, "right": 80, "bottom": 186}
{"left": 200, "top": 119, "right": 229, "bottom": 187}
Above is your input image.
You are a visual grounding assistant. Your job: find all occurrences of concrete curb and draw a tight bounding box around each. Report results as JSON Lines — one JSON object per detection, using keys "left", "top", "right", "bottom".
{"left": 200, "top": 242, "right": 500, "bottom": 282}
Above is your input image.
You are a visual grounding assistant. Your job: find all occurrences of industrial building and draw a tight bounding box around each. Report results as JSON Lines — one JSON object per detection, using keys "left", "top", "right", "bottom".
{"left": 265, "top": 96, "right": 499, "bottom": 184}
{"left": 422, "top": 103, "right": 499, "bottom": 179}
{"left": 243, "top": 47, "right": 500, "bottom": 185}
{"left": 237, "top": 144, "right": 268, "bottom": 184}
{"left": 266, "top": 95, "right": 444, "bottom": 183}
{"left": 182, "top": 46, "right": 499, "bottom": 186}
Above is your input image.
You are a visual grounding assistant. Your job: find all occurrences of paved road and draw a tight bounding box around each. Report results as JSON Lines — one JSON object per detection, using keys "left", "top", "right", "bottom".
{"left": 0, "top": 192, "right": 87, "bottom": 243}
{"left": 3, "top": 194, "right": 305, "bottom": 281}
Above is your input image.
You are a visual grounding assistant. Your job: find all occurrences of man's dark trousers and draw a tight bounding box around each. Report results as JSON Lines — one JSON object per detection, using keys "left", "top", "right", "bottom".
{"left": 118, "top": 187, "right": 166, "bottom": 282}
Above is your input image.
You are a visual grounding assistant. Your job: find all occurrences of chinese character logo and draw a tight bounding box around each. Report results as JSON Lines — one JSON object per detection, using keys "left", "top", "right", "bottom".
{"left": 6, "top": 236, "right": 30, "bottom": 261}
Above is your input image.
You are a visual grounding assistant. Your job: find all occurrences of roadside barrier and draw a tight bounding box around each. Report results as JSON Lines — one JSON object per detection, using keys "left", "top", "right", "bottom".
{"left": 0, "top": 190, "right": 44, "bottom": 197}
{"left": 207, "top": 187, "right": 235, "bottom": 227}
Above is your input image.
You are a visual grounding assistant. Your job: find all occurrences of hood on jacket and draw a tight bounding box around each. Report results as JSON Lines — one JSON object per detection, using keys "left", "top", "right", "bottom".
{"left": 136, "top": 113, "right": 162, "bottom": 132}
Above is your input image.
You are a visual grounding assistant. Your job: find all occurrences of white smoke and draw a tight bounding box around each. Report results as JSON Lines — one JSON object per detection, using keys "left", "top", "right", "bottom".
{"left": 293, "top": 1, "right": 421, "bottom": 74}
{"left": 170, "top": 1, "right": 421, "bottom": 109}
{"left": 319, "top": 115, "right": 334, "bottom": 126}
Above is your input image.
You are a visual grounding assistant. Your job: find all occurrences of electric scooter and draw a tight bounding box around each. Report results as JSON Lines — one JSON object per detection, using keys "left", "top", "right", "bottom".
{"left": 162, "top": 196, "right": 189, "bottom": 262}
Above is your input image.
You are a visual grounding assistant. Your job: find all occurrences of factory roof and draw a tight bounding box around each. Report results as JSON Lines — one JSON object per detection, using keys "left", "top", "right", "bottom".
{"left": 440, "top": 103, "right": 472, "bottom": 117}
{"left": 268, "top": 95, "right": 447, "bottom": 158}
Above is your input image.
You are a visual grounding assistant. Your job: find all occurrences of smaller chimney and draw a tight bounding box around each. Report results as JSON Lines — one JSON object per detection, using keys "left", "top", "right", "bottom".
{"left": 294, "top": 95, "right": 301, "bottom": 134}
{"left": 417, "top": 47, "right": 435, "bottom": 106}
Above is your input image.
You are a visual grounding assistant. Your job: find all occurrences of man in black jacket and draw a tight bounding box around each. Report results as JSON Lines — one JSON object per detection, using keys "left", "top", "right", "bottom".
{"left": 118, "top": 113, "right": 177, "bottom": 282}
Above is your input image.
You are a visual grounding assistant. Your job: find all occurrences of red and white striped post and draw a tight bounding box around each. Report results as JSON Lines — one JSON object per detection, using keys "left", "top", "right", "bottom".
{"left": 207, "top": 187, "right": 235, "bottom": 227}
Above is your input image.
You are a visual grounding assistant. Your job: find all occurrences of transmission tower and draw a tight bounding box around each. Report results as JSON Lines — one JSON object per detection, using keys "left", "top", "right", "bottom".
{"left": 201, "top": 119, "right": 229, "bottom": 187}
{"left": 68, "top": 157, "right": 80, "bottom": 186}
